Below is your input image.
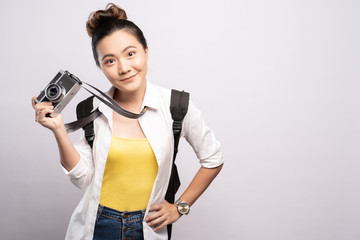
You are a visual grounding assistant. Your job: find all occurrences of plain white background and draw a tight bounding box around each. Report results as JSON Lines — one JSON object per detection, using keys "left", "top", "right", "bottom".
{"left": 0, "top": 0, "right": 359, "bottom": 239}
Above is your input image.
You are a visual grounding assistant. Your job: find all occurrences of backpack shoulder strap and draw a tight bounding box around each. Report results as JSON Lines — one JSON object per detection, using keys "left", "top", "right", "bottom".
{"left": 165, "top": 89, "right": 190, "bottom": 240}
{"left": 76, "top": 96, "right": 96, "bottom": 148}
{"left": 170, "top": 89, "right": 190, "bottom": 159}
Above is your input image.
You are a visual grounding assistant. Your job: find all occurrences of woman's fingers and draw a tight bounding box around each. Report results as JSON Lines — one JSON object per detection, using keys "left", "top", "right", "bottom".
{"left": 145, "top": 209, "right": 161, "bottom": 223}
{"left": 34, "top": 101, "right": 52, "bottom": 113}
{"left": 35, "top": 103, "right": 53, "bottom": 120}
{"left": 146, "top": 200, "right": 181, "bottom": 231}
{"left": 150, "top": 215, "right": 167, "bottom": 231}
{"left": 148, "top": 203, "right": 161, "bottom": 212}
{"left": 31, "top": 96, "right": 64, "bottom": 131}
{"left": 147, "top": 213, "right": 164, "bottom": 226}
{"left": 31, "top": 96, "right": 38, "bottom": 108}
{"left": 146, "top": 209, "right": 167, "bottom": 231}
{"left": 37, "top": 107, "right": 54, "bottom": 122}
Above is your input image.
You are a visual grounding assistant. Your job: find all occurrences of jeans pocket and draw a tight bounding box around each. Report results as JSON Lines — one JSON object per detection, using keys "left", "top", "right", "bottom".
{"left": 95, "top": 205, "right": 104, "bottom": 223}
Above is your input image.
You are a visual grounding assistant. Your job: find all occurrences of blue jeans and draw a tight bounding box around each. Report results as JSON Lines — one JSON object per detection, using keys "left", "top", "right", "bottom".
{"left": 93, "top": 205, "right": 145, "bottom": 240}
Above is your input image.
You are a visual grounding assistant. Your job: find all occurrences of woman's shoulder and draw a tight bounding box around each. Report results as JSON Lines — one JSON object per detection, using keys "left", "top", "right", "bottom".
{"left": 146, "top": 81, "right": 172, "bottom": 104}
{"left": 148, "top": 82, "right": 171, "bottom": 95}
{"left": 148, "top": 82, "right": 191, "bottom": 101}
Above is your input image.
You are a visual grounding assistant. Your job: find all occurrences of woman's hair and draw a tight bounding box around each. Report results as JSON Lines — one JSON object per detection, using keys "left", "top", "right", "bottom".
{"left": 86, "top": 3, "right": 148, "bottom": 66}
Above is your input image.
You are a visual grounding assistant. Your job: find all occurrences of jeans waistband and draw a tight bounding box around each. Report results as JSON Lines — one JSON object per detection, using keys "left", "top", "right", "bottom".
{"left": 98, "top": 204, "right": 146, "bottom": 220}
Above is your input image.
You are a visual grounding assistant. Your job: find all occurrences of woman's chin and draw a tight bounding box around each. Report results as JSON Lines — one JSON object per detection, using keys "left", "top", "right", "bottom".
{"left": 113, "top": 79, "right": 146, "bottom": 95}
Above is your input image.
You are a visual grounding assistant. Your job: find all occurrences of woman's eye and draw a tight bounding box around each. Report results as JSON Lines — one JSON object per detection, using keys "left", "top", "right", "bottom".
{"left": 128, "top": 51, "right": 135, "bottom": 57}
{"left": 106, "top": 59, "right": 115, "bottom": 64}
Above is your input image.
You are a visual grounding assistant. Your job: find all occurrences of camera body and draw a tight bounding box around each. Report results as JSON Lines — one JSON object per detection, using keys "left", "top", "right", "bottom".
{"left": 35, "top": 70, "right": 82, "bottom": 117}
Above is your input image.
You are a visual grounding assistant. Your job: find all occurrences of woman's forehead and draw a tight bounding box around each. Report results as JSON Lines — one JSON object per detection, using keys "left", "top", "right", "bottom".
{"left": 97, "top": 29, "right": 142, "bottom": 53}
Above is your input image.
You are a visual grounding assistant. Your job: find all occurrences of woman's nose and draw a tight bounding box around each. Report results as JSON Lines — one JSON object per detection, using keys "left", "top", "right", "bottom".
{"left": 118, "top": 59, "right": 130, "bottom": 74}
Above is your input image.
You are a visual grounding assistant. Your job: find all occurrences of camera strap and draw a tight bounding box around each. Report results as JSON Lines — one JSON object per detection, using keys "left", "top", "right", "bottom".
{"left": 64, "top": 81, "right": 147, "bottom": 133}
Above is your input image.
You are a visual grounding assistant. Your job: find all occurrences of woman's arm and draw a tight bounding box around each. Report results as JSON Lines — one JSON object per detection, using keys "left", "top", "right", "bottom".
{"left": 146, "top": 99, "right": 224, "bottom": 231}
{"left": 52, "top": 124, "right": 80, "bottom": 171}
{"left": 178, "top": 164, "right": 223, "bottom": 206}
{"left": 32, "top": 96, "right": 80, "bottom": 171}
{"left": 146, "top": 164, "right": 223, "bottom": 231}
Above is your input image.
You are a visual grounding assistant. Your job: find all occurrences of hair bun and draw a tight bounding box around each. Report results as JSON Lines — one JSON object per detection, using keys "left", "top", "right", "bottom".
{"left": 86, "top": 3, "right": 128, "bottom": 37}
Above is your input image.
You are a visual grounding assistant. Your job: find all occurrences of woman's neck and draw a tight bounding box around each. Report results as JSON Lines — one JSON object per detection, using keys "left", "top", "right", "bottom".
{"left": 113, "top": 83, "right": 146, "bottom": 113}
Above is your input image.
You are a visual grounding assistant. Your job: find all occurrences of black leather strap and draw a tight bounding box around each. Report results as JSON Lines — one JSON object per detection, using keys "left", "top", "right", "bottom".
{"left": 81, "top": 82, "right": 147, "bottom": 119}
{"left": 64, "top": 81, "right": 147, "bottom": 133}
{"left": 65, "top": 108, "right": 100, "bottom": 133}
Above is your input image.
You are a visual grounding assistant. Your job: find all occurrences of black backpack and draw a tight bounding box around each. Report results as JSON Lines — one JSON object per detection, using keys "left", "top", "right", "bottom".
{"left": 76, "top": 89, "right": 189, "bottom": 239}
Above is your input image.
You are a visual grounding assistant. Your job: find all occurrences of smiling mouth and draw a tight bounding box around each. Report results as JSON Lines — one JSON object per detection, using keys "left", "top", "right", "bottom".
{"left": 121, "top": 74, "right": 137, "bottom": 81}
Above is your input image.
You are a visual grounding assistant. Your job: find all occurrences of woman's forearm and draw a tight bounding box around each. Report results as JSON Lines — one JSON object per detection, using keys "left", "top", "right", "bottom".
{"left": 179, "top": 164, "right": 223, "bottom": 206}
{"left": 146, "top": 164, "right": 223, "bottom": 230}
{"left": 53, "top": 125, "right": 80, "bottom": 171}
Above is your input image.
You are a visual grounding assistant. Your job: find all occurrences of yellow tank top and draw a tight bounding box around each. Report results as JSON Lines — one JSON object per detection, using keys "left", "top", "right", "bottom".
{"left": 99, "top": 136, "right": 158, "bottom": 212}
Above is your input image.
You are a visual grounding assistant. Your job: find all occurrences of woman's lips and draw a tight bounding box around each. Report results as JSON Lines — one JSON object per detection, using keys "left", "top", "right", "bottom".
{"left": 120, "top": 74, "right": 137, "bottom": 82}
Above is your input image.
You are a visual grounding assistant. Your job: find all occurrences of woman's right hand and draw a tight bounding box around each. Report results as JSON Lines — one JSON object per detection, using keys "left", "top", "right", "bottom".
{"left": 32, "top": 95, "right": 65, "bottom": 132}
{"left": 32, "top": 95, "right": 81, "bottom": 172}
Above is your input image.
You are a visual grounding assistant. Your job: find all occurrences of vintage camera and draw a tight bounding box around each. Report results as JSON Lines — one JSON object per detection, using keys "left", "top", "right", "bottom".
{"left": 35, "top": 70, "right": 82, "bottom": 117}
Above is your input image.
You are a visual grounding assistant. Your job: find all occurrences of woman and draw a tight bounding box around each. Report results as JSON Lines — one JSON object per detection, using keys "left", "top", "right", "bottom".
{"left": 32, "top": 3, "right": 223, "bottom": 240}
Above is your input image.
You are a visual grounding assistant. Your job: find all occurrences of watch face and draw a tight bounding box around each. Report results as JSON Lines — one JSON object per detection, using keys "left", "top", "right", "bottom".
{"left": 178, "top": 202, "right": 190, "bottom": 215}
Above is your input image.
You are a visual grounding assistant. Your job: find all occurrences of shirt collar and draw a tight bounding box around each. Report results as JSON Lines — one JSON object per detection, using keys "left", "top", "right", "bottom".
{"left": 141, "top": 81, "right": 160, "bottom": 110}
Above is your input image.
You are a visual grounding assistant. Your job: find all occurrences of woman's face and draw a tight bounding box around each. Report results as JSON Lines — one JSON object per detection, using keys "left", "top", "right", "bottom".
{"left": 96, "top": 29, "right": 148, "bottom": 95}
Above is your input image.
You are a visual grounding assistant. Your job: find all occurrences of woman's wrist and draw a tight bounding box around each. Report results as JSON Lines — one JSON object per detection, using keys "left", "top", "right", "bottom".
{"left": 51, "top": 124, "right": 67, "bottom": 138}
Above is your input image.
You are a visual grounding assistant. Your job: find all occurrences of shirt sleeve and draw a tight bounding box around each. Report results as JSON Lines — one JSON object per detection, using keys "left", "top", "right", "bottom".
{"left": 61, "top": 137, "right": 95, "bottom": 189}
{"left": 182, "top": 100, "right": 224, "bottom": 168}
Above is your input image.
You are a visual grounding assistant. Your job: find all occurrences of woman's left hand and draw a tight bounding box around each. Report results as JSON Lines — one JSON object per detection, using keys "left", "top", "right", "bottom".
{"left": 145, "top": 200, "right": 181, "bottom": 231}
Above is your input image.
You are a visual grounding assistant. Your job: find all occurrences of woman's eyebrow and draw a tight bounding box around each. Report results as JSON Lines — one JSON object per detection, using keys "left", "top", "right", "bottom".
{"left": 122, "top": 45, "right": 136, "bottom": 53}
{"left": 101, "top": 46, "right": 137, "bottom": 61}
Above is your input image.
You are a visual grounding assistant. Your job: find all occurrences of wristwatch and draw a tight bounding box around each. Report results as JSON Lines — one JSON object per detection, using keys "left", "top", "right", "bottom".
{"left": 175, "top": 199, "right": 190, "bottom": 215}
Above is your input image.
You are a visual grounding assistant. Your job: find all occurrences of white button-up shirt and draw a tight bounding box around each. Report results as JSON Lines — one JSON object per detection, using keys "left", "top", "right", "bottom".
{"left": 62, "top": 81, "right": 223, "bottom": 240}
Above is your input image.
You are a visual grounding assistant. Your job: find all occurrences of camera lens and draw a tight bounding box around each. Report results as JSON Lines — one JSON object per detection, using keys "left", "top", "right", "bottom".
{"left": 45, "top": 83, "right": 64, "bottom": 102}
{"left": 48, "top": 87, "right": 58, "bottom": 97}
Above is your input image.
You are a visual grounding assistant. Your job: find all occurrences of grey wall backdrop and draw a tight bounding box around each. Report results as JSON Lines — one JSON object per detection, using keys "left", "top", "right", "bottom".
{"left": 0, "top": 0, "right": 359, "bottom": 239}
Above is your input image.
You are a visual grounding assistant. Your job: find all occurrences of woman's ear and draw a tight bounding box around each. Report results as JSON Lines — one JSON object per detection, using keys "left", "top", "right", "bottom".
{"left": 145, "top": 47, "right": 149, "bottom": 61}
